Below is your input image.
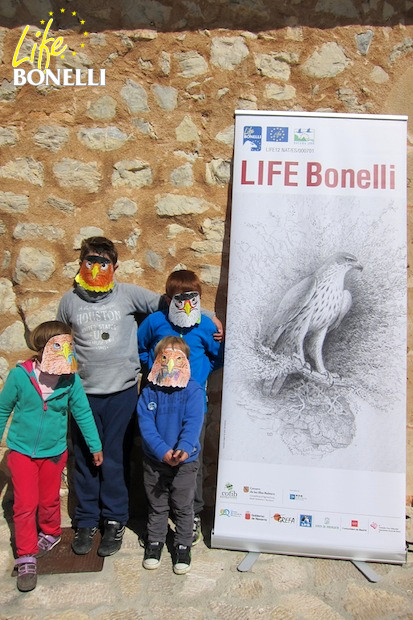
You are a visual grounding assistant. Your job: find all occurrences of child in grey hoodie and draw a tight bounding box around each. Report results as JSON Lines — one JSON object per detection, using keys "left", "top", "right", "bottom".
{"left": 57, "top": 236, "right": 222, "bottom": 557}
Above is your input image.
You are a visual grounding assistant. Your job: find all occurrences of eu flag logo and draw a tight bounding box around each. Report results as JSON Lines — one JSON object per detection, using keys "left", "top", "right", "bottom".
{"left": 267, "top": 127, "right": 289, "bottom": 142}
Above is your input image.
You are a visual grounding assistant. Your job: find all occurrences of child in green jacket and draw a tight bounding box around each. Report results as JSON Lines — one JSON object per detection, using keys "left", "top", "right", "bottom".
{"left": 0, "top": 321, "right": 103, "bottom": 593}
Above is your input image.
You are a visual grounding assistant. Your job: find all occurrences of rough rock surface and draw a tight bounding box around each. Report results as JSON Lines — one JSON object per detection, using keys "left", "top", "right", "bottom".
{"left": 0, "top": 0, "right": 412, "bottom": 501}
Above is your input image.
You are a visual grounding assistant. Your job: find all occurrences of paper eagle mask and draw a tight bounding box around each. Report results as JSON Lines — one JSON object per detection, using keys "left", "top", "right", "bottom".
{"left": 168, "top": 291, "right": 201, "bottom": 328}
{"left": 75, "top": 255, "right": 115, "bottom": 293}
{"left": 40, "top": 334, "right": 78, "bottom": 375}
{"left": 148, "top": 346, "right": 190, "bottom": 388}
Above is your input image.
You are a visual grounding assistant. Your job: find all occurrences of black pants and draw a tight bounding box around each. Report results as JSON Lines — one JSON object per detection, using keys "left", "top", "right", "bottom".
{"left": 143, "top": 457, "right": 198, "bottom": 547}
{"left": 71, "top": 385, "right": 137, "bottom": 527}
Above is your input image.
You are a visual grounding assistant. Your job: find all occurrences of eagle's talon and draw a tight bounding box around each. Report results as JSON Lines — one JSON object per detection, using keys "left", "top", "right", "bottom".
{"left": 320, "top": 370, "right": 340, "bottom": 385}
{"left": 292, "top": 353, "right": 311, "bottom": 371}
{"left": 292, "top": 352, "right": 306, "bottom": 365}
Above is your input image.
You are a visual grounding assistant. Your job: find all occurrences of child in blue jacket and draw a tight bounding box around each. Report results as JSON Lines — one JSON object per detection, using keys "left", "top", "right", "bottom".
{"left": 0, "top": 321, "right": 102, "bottom": 592}
{"left": 138, "top": 269, "right": 223, "bottom": 544}
{"left": 137, "top": 336, "right": 204, "bottom": 575}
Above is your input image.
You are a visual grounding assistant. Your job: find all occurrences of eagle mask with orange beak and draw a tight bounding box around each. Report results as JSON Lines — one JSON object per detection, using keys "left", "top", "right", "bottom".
{"left": 168, "top": 291, "right": 201, "bottom": 328}
{"left": 75, "top": 255, "right": 115, "bottom": 293}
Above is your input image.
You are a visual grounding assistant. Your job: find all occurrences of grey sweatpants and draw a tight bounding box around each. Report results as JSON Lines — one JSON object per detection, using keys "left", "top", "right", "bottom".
{"left": 143, "top": 457, "right": 199, "bottom": 547}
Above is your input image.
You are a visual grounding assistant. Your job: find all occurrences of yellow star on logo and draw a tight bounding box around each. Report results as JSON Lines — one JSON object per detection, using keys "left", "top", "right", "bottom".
{"left": 40, "top": 19, "right": 45, "bottom": 24}
{"left": 80, "top": 20, "right": 85, "bottom": 24}
{"left": 60, "top": 8, "right": 65, "bottom": 13}
{"left": 72, "top": 51, "right": 76, "bottom": 56}
{"left": 49, "top": 11, "right": 53, "bottom": 16}
{"left": 80, "top": 43, "right": 85, "bottom": 47}
{"left": 61, "top": 55, "right": 65, "bottom": 59}
{"left": 83, "top": 31, "right": 88, "bottom": 36}
{"left": 72, "top": 11, "right": 76, "bottom": 16}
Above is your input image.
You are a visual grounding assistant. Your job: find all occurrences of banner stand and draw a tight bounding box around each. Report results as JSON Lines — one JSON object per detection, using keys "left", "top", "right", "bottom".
{"left": 212, "top": 111, "right": 407, "bottom": 569}
{"left": 237, "top": 551, "right": 382, "bottom": 582}
{"left": 352, "top": 560, "right": 381, "bottom": 583}
{"left": 237, "top": 552, "right": 260, "bottom": 573}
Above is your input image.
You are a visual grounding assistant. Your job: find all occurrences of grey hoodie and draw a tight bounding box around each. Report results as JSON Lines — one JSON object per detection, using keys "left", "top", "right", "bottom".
{"left": 57, "top": 282, "right": 162, "bottom": 394}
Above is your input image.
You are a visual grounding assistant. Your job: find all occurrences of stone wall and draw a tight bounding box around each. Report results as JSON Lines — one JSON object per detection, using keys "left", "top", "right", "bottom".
{"left": 0, "top": 0, "right": 412, "bottom": 501}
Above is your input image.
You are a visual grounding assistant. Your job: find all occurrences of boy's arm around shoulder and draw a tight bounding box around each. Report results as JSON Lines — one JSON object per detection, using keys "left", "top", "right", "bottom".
{"left": 201, "top": 308, "right": 224, "bottom": 342}
{"left": 203, "top": 316, "right": 224, "bottom": 372}
{"left": 0, "top": 369, "right": 18, "bottom": 444}
{"left": 68, "top": 374, "right": 102, "bottom": 454}
{"left": 128, "top": 284, "right": 164, "bottom": 315}
{"left": 176, "top": 381, "right": 205, "bottom": 457}
{"left": 137, "top": 312, "right": 156, "bottom": 367}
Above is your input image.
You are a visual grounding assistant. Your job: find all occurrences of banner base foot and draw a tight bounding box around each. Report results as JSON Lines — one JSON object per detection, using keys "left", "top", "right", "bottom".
{"left": 352, "top": 560, "right": 381, "bottom": 582}
{"left": 237, "top": 552, "right": 260, "bottom": 572}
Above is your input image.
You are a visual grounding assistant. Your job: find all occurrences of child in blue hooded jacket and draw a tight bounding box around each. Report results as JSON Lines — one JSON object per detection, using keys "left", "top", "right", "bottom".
{"left": 137, "top": 336, "right": 204, "bottom": 575}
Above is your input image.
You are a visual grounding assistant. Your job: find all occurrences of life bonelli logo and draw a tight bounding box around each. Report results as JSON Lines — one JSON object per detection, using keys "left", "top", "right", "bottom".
{"left": 12, "top": 8, "right": 105, "bottom": 87}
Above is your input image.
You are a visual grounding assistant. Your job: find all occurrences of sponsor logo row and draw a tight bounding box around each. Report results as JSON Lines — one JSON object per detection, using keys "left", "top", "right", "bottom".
{"left": 218, "top": 508, "right": 401, "bottom": 535}
{"left": 219, "top": 482, "right": 306, "bottom": 503}
{"left": 242, "top": 125, "right": 315, "bottom": 151}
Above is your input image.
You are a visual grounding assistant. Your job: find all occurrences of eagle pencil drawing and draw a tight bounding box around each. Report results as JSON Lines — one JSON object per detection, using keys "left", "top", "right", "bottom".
{"left": 261, "top": 252, "right": 363, "bottom": 395}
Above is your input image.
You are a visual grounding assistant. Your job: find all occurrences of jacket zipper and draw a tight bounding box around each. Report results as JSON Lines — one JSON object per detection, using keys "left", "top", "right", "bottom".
{"left": 30, "top": 376, "right": 47, "bottom": 457}
{"left": 20, "top": 365, "right": 71, "bottom": 457}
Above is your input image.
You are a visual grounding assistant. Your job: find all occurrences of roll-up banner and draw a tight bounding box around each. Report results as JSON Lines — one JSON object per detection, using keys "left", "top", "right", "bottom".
{"left": 211, "top": 111, "right": 407, "bottom": 564}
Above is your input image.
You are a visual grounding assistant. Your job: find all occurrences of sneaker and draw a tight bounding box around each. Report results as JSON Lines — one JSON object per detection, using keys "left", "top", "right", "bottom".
{"left": 142, "top": 541, "right": 163, "bottom": 570}
{"left": 173, "top": 544, "right": 191, "bottom": 575}
{"left": 192, "top": 514, "right": 202, "bottom": 546}
{"left": 98, "top": 520, "right": 125, "bottom": 557}
{"left": 36, "top": 532, "right": 61, "bottom": 558}
{"left": 15, "top": 556, "right": 37, "bottom": 592}
{"left": 72, "top": 526, "right": 98, "bottom": 555}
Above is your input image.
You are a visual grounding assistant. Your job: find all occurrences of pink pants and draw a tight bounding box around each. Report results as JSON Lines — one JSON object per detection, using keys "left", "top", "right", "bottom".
{"left": 8, "top": 450, "right": 68, "bottom": 557}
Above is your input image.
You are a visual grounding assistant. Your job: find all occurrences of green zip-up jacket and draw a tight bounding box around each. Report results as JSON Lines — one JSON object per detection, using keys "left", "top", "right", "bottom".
{"left": 0, "top": 359, "right": 102, "bottom": 458}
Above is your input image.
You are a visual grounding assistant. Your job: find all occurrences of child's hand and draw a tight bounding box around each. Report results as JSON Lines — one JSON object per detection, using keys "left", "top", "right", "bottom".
{"left": 172, "top": 449, "right": 189, "bottom": 464}
{"left": 162, "top": 449, "right": 175, "bottom": 465}
{"left": 212, "top": 316, "right": 224, "bottom": 342}
{"left": 93, "top": 451, "right": 103, "bottom": 466}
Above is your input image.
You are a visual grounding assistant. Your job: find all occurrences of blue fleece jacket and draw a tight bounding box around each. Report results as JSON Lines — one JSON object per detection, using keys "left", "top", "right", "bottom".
{"left": 137, "top": 379, "right": 204, "bottom": 464}
{"left": 138, "top": 310, "right": 223, "bottom": 411}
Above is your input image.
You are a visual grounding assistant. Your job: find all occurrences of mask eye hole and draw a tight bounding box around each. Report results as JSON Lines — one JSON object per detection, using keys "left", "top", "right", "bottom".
{"left": 85, "top": 260, "right": 92, "bottom": 269}
{"left": 100, "top": 263, "right": 109, "bottom": 271}
{"left": 52, "top": 342, "right": 61, "bottom": 351}
{"left": 162, "top": 355, "right": 167, "bottom": 362}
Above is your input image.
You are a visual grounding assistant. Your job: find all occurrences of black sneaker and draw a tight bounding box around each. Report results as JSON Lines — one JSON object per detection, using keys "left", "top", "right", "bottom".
{"left": 173, "top": 544, "right": 191, "bottom": 575}
{"left": 192, "top": 514, "right": 202, "bottom": 546}
{"left": 98, "top": 520, "right": 125, "bottom": 557}
{"left": 142, "top": 541, "right": 163, "bottom": 570}
{"left": 72, "top": 527, "right": 98, "bottom": 555}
